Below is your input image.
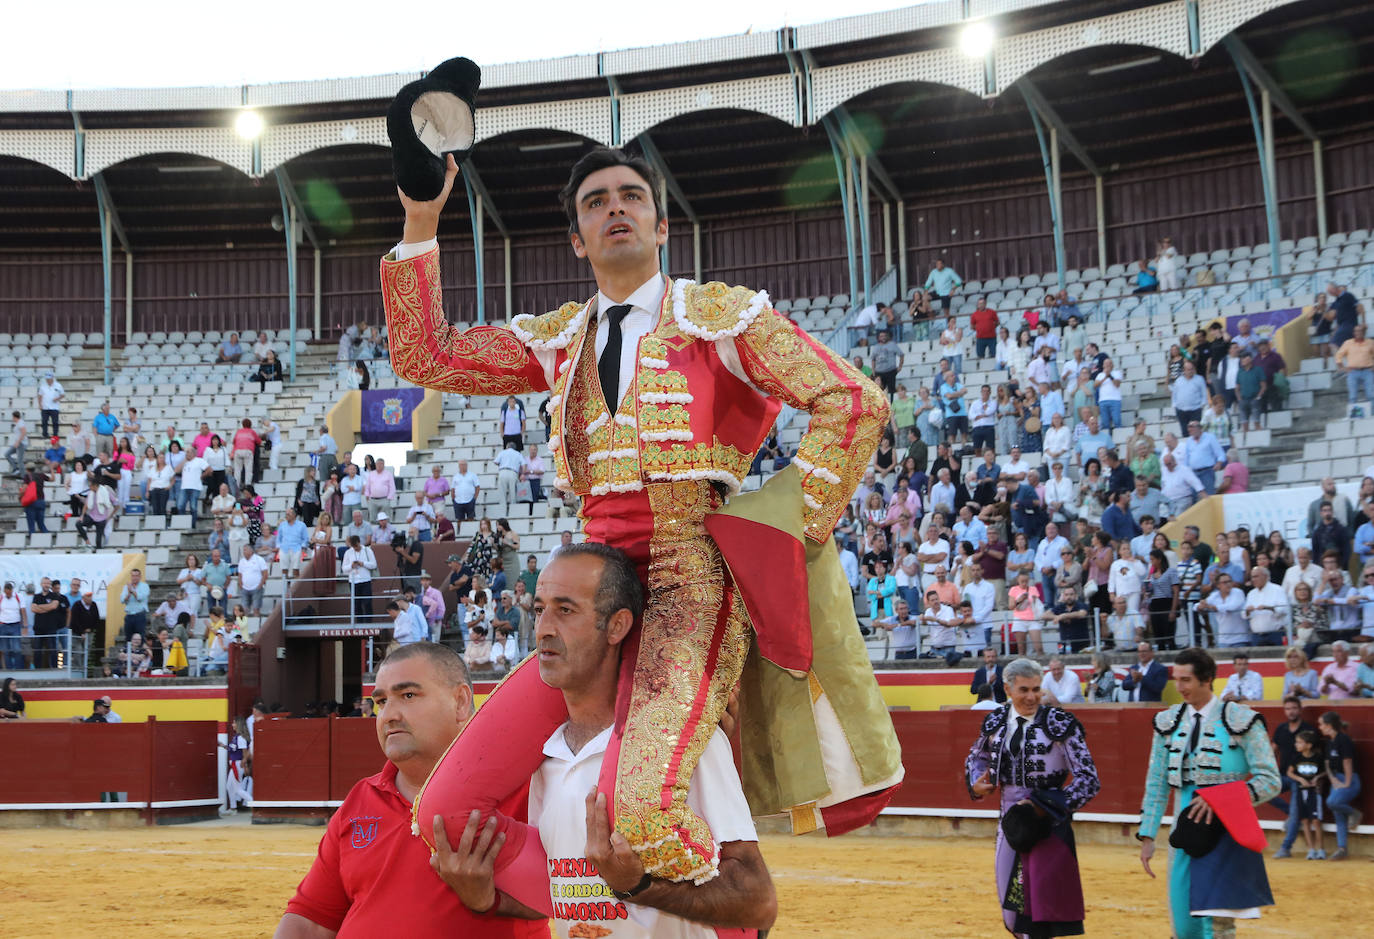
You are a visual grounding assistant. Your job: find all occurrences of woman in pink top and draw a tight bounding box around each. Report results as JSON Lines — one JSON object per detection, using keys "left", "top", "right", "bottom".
{"left": 230, "top": 419, "right": 260, "bottom": 489}
{"left": 191, "top": 423, "right": 215, "bottom": 458}
{"left": 423, "top": 465, "right": 450, "bottom": 508}
{"left": 113, "top": 437, "right": 136, "bottom": 507}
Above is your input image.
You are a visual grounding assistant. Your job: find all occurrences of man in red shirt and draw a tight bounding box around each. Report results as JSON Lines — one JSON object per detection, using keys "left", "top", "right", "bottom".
{"left": 274, "top": 643, "right": 548, "bottom": 939}
{"left": 969, "top": 297, "right": 1000, "bottom": 360}
{"left": 230, "top": 418, "right": 261, "bottom": 490}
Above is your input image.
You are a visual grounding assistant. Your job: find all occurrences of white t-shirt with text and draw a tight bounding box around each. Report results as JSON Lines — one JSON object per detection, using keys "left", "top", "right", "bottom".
{"left": 530, "top": 724, "right": 757, "bottom": 939}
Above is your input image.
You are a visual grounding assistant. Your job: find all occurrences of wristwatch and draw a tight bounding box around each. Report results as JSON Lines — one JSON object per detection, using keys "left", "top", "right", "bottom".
{"left": 612, "top": 873, "right": 653, "bottom": 901}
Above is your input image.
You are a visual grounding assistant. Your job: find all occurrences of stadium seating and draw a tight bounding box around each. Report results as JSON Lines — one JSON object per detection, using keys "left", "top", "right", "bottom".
{"left": 2, "top": 228, "right": 1371, "bottom": 674}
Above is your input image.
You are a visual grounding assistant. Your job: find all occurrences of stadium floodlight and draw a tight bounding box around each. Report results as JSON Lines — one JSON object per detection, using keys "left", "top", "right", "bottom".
{"left": 958, "top": 21, "right": 995, "bottom": 58}
{"left": 235, "top": 109, "right": 264, "bottom": 140}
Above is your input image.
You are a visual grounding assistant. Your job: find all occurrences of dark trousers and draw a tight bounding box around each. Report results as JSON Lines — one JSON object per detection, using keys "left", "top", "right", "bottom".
{"left": 502, "top": 433, "right": 524, "bottom": 452}
{"left": 149, "top": 488, "right": 169, "bottom": 516}
{"left": 877, "top": 369, "right": 898, "bottom": 395}
{"left": 1175, "top": 408, "right": 1201, "bottom": 435}
{"left": 351, "top": 580, "right": 373, "bottom": 623}
{"left": 975, "top": 337, "right": 995, "bottom": 359}
{"left": 41, "top": 409, "right": 60, "bottom": 437}
{"left": 33, "top": 628, "right": 57, "bottom": 669}
{"left": 76, "top": 512, "right": 104, "bottom": 548}
{"left": 24, "top": 501, "right": 48, "bottom": 534}
{"left": 971, "top": 425, "right": 995, "bottom": 453}
{"left": 123, "top": 611, "right": 148, "bottom": 641}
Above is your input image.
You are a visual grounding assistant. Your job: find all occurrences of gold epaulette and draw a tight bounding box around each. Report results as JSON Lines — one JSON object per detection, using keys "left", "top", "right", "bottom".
{"left": 510, "top": 300, "right": 589, "bottom": 351}
{"left": 671, "top": 280, "right": 770, "bottom": 342}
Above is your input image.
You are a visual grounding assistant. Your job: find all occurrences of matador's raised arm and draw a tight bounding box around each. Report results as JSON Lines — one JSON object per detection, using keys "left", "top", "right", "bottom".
{"left": 380, "top": 246, "right": 549, "bottom": 397}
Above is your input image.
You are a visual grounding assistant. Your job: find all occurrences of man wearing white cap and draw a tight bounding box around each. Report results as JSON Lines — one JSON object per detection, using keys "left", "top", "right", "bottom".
{"left": 36, "top": 372, "right": 65, "bottom": 440}
{"left": 368, "top": 512, "right": 396, "bottom": 547}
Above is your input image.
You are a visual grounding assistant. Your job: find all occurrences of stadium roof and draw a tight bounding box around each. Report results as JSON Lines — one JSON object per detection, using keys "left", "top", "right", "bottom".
{"left": 0, "top": 0, "right": 1368, "bottom": 252}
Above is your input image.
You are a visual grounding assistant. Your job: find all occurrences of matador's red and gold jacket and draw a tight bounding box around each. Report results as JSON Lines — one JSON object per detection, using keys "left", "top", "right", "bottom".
{"left": 381, "top": 246, "right": 889, "bottom": 543}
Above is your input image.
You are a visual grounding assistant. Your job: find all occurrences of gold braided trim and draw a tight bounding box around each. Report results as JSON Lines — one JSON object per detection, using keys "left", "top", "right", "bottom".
{"left": 671, "top": 280, "right": 769, "bottom": 341}
{"left": 509, "top": 301, "right": 587, "bottom": 350}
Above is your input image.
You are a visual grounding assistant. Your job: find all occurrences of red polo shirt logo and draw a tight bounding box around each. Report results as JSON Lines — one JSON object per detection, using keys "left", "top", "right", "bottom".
{"left": 349, "top": 816, "right": 382, "bottom": 848}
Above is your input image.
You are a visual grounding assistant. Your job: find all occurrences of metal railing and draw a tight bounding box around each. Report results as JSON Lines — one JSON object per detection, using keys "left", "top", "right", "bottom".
{"left": 277, "top": 568, "right": 485, "bottom": 673}
{"left": 861, "top": 602, "right": 1297, "bottom": 663}
{"left": 3, "top": 632, "right": 90, "bottom": 677}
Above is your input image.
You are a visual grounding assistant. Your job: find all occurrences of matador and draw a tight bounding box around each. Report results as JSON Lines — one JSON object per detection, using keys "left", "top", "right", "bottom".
{"left": 381, "top": 145, "right": 903, "bottom": 914}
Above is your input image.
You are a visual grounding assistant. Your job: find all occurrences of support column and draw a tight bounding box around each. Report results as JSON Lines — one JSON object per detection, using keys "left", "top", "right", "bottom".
{"left": 824, "top": 118, "right": 859, "bottom": 309}
{"left": 1225, "top": 35, "right": 1320, "bottom": 260}
{"left": 1312, "top": 139, "right": 1327, "bottom": 247}
{"left": 457, "top": 162, "right": 508, "bottom": 323}
{"left": 463, "top": 173, "right": 486, "bottom": 325}
{"left": 897, "top": 199, "right": 907, "bottom": 300}
{"left": 1028, "top": 105, "right": 1066, "bottom": 293}
{"left": 286, "top": 204, "right": 299, "bottom": 382}
{"left": 840, "top": 153, "right": 851, "bottom": 301}
{"left": 125, "top": 253, "right": 133, "bottom": 342}
{"left": 859, "top": 155, "right": 873, "bottom": 307}
{"left": 92, "top": 172, "right": 129, "bottom": 372}
{"left": 692, "top": 222, "right": 702, "bottom": 284}
{"left": 659, "top": 177, "right": 670, "bottom": 276}
{"left": 1094, "top": 176, "right": 1107, "bottom": 273}
{"left": 476, "top": 192, "right": 486, "bottom": 324}
{"left": 313, "top": 249, "right": 322, "bottom": 341}
{"left": 1261, "top": 89, "right": 1282, "bottom": 282}
{"left": 99, "top": 207, "right": 112, "bottom": 385}
{"left": 882, "top": 201, "right": 892, "bottom": 271}
{"left": 504, "top": 236, "right": 513, "bottom": 320}
{"left": 1051, "top": 127, "right": 1064, "bottom": 291}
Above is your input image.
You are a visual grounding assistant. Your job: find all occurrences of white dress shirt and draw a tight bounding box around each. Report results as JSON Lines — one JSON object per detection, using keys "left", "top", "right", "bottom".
{"left": 1044, "top": 669, "right": 1084, "bottom": 704}
{"left": 968, "top": 397, "right": 997, "bottom": 427}
{"left": 1042, "top": 425, "right": 1073, "bottom": 462}
{"left": 1221, "top": 669, "right": 1264, "bottom": 702}
{"left": 591, "top": 273, "right": 666, "bottom": 408}
{"left": 1160, "top": 463, "right": 1206, "bottom": 501}
{"left": 1001, "top": 458, "right": 1032, "bottom": 481}
{"left": 1244, "top": 582, "right": 1289, "bottom": 636}
{"left": 1044, "top": 475, "right": 1076, "bottom": 512}
{"left": 1034, "top": 535, "right": 1069, "bottom": 574}
{"left": 1281, "top": 563, "right": 1322, "bottom": 602}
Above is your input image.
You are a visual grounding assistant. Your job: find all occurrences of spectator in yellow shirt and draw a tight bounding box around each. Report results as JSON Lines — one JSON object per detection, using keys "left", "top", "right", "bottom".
{"left": 1335, "top": 324, "right": 1374, "bottom": 418}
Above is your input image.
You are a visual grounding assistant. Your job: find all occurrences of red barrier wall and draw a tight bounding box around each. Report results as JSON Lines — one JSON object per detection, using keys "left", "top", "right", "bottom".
{"left": 252, "top": 704, "right": 1374, "bottom": 821}
{"left": 330, "top": 718, "right": 386, "bottom": 801}
{"left": 252, "top": 717, "right": 334, "bottom": 803}
{"left": 0, "top": 719, "right": 218, "bottom": 808}
{"left": 892, "top": 702, "right": 1374, "bottom": 821}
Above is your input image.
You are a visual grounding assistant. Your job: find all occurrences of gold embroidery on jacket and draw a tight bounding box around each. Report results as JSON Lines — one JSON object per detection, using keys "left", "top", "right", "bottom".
{"left": 612, "top": 482, "right": 751, "bottom": 883}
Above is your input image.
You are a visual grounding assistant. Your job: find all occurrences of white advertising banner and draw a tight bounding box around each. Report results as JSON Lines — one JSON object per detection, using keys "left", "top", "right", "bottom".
{"left": 1221, "top": 482, "right": 1361, "bottom": 547}
{"left": 0, "top": 553, "right": 129, "bottom": 615}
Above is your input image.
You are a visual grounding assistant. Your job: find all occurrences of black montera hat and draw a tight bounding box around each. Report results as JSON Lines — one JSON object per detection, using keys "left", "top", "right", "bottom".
{"left": 387, "top": 57, "right": 481, "bottom": 202}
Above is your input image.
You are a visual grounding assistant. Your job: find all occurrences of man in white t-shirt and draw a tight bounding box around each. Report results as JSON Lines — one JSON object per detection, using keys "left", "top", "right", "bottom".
{"left": 433, "top": 544, "right": 776, "bottom": 938}
{"left": 1042, "top": 657, "right": 1084, "bottom": 705}
{"left": 1155, "top": 236, "right": 1179, "bottom": 290}
{"left": 917, "top": 527, "right": 952, "bottom": 591}
{"left": 178, "top": 452, "right": 209, "bottom": 524}
{"left": 236, "top": 544, "right": 269, "bottom": 616}
{"left": 1000, "top": 447, "right": 1031, "bottom": 485}
{"left": 1094, "top": 357, "right": 1124, "bottom": 432}
{"left": 968, "top": 384, "right": 997, "bottom": 454}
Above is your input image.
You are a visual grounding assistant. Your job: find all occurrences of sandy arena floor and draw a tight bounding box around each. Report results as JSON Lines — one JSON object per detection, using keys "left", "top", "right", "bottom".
{"left": 1, "top": 820, "right": 1361, "bottom": 938}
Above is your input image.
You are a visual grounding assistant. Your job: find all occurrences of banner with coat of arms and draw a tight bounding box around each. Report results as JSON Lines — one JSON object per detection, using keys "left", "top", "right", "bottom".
{"left": 360, "top": 388, "right": 423, "bottom": 443}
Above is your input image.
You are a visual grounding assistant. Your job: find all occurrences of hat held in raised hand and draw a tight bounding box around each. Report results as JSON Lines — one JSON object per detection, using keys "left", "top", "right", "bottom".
{"left": 387, "top": 56, "right": 481, "bottom": 202}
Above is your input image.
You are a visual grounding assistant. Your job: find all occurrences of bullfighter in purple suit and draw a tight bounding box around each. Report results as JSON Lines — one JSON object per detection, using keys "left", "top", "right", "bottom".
{"left": 966, "top": 657, "right": 1100, "bottom": 938}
